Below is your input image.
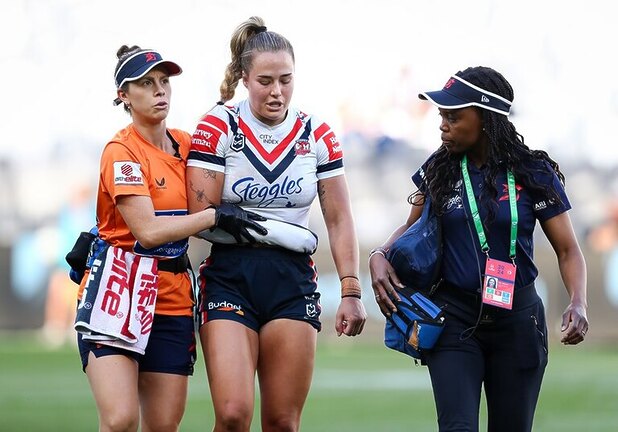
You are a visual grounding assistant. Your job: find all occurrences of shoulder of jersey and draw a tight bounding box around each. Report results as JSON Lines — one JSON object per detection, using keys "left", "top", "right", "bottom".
{"left": 103, "top": 126, "right": 138, "bottom": 155}
{"left": 200, "top": 103, "right": 237, "bottom": 121}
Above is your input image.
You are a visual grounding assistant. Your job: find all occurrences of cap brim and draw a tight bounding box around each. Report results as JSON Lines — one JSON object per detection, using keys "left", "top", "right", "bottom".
{"left": 418, "top": 90, "right": 472, "bottom": 110}
{"left": 124, "top": 60, "right": 183, "bottom": 84}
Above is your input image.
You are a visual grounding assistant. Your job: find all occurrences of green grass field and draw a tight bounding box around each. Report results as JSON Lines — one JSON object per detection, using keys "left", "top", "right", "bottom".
{"left": 1, "top": 329, "right": 616, "bottom": 431}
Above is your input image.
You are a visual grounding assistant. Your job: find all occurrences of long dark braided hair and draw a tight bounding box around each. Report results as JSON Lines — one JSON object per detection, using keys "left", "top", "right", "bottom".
{"left": 413, "top": 66, "right": 565, "bottom": 223}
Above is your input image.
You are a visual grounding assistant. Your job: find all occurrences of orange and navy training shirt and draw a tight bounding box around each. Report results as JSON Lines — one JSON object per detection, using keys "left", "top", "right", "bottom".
{"left": 79, "top": 124, "right": 193, "bottom": 316}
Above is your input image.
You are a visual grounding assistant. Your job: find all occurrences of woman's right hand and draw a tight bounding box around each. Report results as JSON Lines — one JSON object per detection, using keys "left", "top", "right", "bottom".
{"left": 213, "top": 203, "right": 268, "bottom": 243}
{"left": 369, "top": 252, "right": 403, "bottom": 316}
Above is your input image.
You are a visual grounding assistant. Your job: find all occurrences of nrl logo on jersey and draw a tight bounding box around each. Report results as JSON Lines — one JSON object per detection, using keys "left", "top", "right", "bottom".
{"left": 294, "top": 139, "right": 311, "bottom": 155}
{"left": 231, "top": 133, "right": 246, "bottom": 152}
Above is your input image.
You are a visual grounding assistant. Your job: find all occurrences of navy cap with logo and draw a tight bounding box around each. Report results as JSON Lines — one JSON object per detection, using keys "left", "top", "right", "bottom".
{"left": 114, "top": 50, "right": 182, "bottom": 89}
{"left": 419, "top": 75, "right": 512, "bottom": 116}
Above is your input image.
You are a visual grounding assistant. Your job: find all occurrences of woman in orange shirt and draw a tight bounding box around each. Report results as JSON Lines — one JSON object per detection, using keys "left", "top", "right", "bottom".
{"left": 75, "top": 44, "right": 265, "bottom": 432}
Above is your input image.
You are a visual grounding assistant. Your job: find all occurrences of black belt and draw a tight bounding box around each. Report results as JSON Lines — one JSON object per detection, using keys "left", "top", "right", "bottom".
{"left": 157, "top": 254, "right": 189, "bottom": 274}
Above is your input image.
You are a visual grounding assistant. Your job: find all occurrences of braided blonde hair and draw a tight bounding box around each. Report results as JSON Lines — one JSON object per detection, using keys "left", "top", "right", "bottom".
{"left": 219, "top": 16, "right": 295, "bottom": 103}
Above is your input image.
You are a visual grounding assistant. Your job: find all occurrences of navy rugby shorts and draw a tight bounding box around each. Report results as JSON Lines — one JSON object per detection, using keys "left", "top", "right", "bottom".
{"left": 199, "top": 244, "right": 321, "bottom": 332}
{"left": 77, "top": 314, "right": 196, "bottom": 375}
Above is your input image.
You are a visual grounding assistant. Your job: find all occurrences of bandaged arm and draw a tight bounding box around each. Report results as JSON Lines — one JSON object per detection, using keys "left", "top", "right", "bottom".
{"left": 198, "top": 218, "right": 318, "bottom": 254}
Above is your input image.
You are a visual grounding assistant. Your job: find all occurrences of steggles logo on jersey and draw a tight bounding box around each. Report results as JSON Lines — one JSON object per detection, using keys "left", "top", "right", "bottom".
{"left": 113, "top": 161, "right": 144, "bottom": 185}
{"left": 232, "top": 175, "right": 304, "bottom": 207}
{"left": 294, "top": 139, "right": 311, "bottom": 155}
{"left": 231, "top": 134, "right": 246, "bottom": 152}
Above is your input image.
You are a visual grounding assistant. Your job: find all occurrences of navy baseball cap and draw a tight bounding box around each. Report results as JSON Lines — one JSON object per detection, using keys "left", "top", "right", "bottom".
{"left": 419, "top": 75, "right": 512, "bottom": 116}
{"left": 114, "top": 50, "right": 182, "bottom": 89}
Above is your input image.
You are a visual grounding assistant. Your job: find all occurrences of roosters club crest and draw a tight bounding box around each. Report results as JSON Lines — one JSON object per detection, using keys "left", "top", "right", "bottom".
{"left": 294, "top": 139, "right": 311, "bottom": 155}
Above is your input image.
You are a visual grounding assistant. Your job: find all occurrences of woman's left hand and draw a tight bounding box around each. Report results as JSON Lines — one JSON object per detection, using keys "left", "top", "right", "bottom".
{"left": 335, "top": 298, "right": 367, "bottom": 337}
{"left": 369, "top": 253, "right": 403, "bottom": 316}
{"left": 560, "top": 302, "right": 589, "bottom": 345}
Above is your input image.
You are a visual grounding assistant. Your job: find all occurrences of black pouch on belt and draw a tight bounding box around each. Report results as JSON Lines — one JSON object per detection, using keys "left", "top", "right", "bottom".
{"left": 158, "top": 254, "right": 190, "bottom": 274}
{"left": 65, "top": 231, "right": 97, "bottom": 274}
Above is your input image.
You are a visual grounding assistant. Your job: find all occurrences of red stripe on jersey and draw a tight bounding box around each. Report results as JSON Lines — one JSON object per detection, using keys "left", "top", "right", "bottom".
{"left": 239, "top": 117, "right": 303, "bottom": 164}
{"left": 321, "top": 131, "right": 343, "bottom": 161}
{"left": 204, "top": 115, "right": 228, "bottom": 135}
{"left": 191, "top": 123, "right": 223, "bottom": 155}
{"left": 314, "top": 123, "right": 330, "bottom": 142}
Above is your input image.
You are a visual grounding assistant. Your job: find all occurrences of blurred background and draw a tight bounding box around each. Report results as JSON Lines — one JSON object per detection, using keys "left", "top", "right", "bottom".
{"left": 0, "top": 0, "right": 617, "bottom": 430}
{"left": 0, "top": 0, "right": 618, "bottom": 432}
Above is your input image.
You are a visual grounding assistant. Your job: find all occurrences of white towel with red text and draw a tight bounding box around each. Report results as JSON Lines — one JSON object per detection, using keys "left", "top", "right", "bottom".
{"left": 74, "top": 245, "right": 158, "bottom": 355}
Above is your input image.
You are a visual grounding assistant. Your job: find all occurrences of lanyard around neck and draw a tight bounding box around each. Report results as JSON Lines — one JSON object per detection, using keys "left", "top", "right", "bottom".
{"left": 460, "top": 155, "right": 518, "bottom": 260}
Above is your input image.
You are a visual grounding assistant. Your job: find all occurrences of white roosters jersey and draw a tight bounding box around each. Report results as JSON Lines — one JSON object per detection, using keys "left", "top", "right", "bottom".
{"left": 187, "top": 100, "right": 345, "bottom": 227}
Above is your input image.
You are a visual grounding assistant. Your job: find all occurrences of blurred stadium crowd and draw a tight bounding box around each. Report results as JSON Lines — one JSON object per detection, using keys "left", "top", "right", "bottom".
{"left": 1, "top": 0, "right": 617, "bottom": 341}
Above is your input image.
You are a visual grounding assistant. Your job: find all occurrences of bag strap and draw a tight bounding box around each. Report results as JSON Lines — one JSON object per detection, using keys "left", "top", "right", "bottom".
{"left": 424, "top": 195, "right": 443, "bottom": 294}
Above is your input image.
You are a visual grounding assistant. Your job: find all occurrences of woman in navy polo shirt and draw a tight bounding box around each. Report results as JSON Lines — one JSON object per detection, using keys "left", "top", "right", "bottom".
{"left": 369, "top": 66, "right": 588, "bottom": 432}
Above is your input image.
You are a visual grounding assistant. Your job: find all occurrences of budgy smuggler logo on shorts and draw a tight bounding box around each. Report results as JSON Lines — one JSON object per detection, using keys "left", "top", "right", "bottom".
{"left": 113, "top": 161, "right": 144, "bottom": 185}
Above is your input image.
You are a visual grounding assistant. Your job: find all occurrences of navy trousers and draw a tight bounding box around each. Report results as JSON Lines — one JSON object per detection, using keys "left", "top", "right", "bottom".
{"left": 425, "top": 283, "right": 548, "bottom": 432}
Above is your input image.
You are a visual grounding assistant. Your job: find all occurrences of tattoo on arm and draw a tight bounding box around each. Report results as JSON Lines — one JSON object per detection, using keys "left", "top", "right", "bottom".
{"left": 189, "top": 169, "right": 219, "bottom": 205}
{"left": 318, "top": 184, "right": 327, "bottom": 216}
{"left": 203, "top": 169, "right": 217, "bottom": 180}
{"left": 189, "top": 181, "right": 206, "bottom": 203}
